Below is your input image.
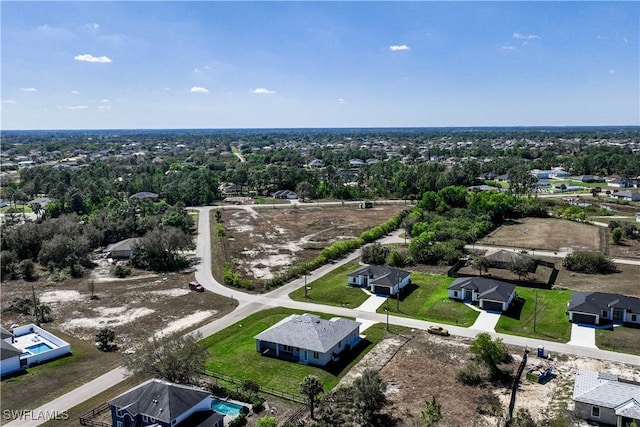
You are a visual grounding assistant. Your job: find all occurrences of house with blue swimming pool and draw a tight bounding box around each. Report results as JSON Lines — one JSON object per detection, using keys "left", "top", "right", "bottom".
{"left": 1, "top": 324, "right": 71, "bottom": 376}
{"left": 109, "top": 378, "right": 248, "bottom": 427}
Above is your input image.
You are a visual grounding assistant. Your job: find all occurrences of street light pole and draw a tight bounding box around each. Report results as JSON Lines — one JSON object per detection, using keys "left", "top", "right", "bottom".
{"left": 304, "top": 273, "right": 308, "bottom": 298}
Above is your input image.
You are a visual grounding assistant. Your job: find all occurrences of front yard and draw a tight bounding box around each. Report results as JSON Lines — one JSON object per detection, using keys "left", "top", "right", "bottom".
{"left": 495, "top": 287, "right": 572, "bottom": 342}
{"left": 376, "top": 272, "right": 479, "bottom": 327}
{"left": 595, "top": 325, "right": 640, "bottom": 356}
{"left": 288, "top": 262, "right": 370, "bottom": 308}
{"left": 199, "top": 307, "right": 386, "bottom": 395}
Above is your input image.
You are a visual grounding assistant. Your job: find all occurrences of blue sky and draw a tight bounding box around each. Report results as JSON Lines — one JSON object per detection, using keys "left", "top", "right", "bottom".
{"left": 2, "top": 1, "right": 638, "bottom": 130}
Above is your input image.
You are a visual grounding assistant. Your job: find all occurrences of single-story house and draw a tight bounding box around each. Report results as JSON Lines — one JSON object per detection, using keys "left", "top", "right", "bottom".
{"left": 349, "top": 159, "right": 365, "bottom": 167}
{"left": 104, "top": 238, "right": 139, "bottom": 259}
{"left": 573, "top": 368, "right": 640, "bottom": 426}
{"left": 609, "top": 191, "right": 640, "bottom": 202}
{"left": 271, "top": 190, "right": 298, "bottom": 200}
{"left": 109, "top": 378, "right": 225, "bottom": 427}
{"left": 130, "top": 191, "right": 159, "bottom": 201}
{"left": 308, "top": 159, "right": 323, "bottom": 168}
{"left": 467, "top": 185, "right": 501, "bottom": 192}
{"left": 348, "top": 265, "right": 411, "bottom": 296}
{"left": 567, "top": 291, "right": 640, "bottom": 326}
{"left": 1, "top": 324, "right": 71, "bottom": 376}
{"left": 484, "top": 250, "right": 533, "bottom": 271}
{"left": 574, "top": 175, "right": 605, "bottom": 183}
{"left": 448, "top": 277, "right": 516, "bottom": 312}
{"left": 254, "top": 313, "right": 361, "bottom": 367}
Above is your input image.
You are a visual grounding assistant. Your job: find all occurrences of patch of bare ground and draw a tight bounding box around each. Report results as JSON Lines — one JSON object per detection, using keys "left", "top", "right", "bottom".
{"left": 376, "top": 331, "right": 640, "bottom": 427}
{"left": 482, "top": 218, "right": 601, "bottom": 253}
{"left": 220, "top": 204, "right": 408, "bottom": 281}
{"left": 0, "top": 271, "right": 235, "bottom": 414}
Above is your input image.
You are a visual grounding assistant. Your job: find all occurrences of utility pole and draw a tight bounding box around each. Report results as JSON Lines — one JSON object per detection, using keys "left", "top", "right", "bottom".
{"left": 386, "top": 297, "right": 390, "bottom": 331}
{"left": 304, "top": 272, "right": 308, "bottom": 298}
{"left": 533, "top": 289, "right": 539, "bottom": 332}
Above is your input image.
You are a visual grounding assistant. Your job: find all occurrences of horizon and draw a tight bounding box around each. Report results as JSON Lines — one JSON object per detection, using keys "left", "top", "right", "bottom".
{"left": 2, "top": 1, "right": 639, "bottom": 130}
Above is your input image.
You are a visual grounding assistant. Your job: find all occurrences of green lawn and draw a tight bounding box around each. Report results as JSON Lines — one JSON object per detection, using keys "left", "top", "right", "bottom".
{"left": 495, "top": 287, "right": 572, "bottom": 342}
{"left": 199, "top": 307, "right": 387, "bottom": 394}
{"left": 288, "top": 262, "right": 370, "bottom": 308}
{"left": 595, "top": 326, "right": 640, "bottom": 356}
{"left": 377, "top": 272, "right": 479, "bottom": 327}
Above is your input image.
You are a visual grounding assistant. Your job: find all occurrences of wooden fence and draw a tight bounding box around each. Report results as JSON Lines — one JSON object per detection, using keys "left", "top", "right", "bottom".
{"left": 79, "top": 402, "right": 111, "bottom": 427}
{"left": 200, "top": 369, "right": 307, "bottom": 404}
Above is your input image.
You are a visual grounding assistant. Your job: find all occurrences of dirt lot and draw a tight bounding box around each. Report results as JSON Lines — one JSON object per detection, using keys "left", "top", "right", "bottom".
{"left": 481, "top": 217, "right": 640, "bottom": 258}
{"left": 374, "top": 331, "right": 640, "bottom": 427}
{"left": 221, "top": 204, "right": 408, "bottom": 281}
{"left": 473, "top": 217, "right": 640, "bottom": 297}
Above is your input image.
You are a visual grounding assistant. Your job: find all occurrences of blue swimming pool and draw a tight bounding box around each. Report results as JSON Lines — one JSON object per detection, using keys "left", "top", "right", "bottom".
{"left": 25, "top": 342, "right": 53, "bottom": 354}
{"left": 211, "top": 398, "right": 245, "bottom": 417}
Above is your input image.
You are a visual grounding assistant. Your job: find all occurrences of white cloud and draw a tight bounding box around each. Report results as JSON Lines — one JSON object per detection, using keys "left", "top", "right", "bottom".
{"left": 85, "top": 23, "right": 100, "bottom": 31}
{"left": 71, "top": 90, "right": 81, "bottom": 94}
{"left": 513, "top": 33, "right": 540, "bottom": 40}
{"left": 102, "top": 99, "right": 111, "bottom": 103}
{"left": 389, "top": 44, "right": 410, "bottom": 51}
{"left": 499, "top": 45, "right": 515, "bottom": 51}
{"left": 338, "top": 98, "right": 346, "bottom": 105}
{"left": 66, "top": 105, "right": 89, "bottom": 110}
{"left": 193, "top": 66, "right": 211, "bottom": 73}
{"left": 609, "top": 69, "right": 616, "bottom": 75}
{"left": 190, "top": 86, "right": 209, "bottom": 93}
{"left": 97, "top": 105, "right": 111, "bottom": 111}
{"left": 251, "top": 88, "right": 276, "bottom": 95}
{"left": 20, "top": 87, "right": 37, "bottom": 92}
{"left": 3, "top": 100, "right": 16, "bottom": 104}
{"left": 74, "top": 54, "right": 112, "bottom": 63}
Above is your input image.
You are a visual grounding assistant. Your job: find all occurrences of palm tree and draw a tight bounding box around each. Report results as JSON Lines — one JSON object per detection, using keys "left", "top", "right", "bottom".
{"left": 300, "top": 375, "right": 323, "bottom": 419}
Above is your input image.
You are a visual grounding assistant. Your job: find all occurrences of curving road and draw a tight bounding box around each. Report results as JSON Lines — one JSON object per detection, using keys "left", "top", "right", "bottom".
{"left": 6, "top": 204, "right": 639, "bottom": 427}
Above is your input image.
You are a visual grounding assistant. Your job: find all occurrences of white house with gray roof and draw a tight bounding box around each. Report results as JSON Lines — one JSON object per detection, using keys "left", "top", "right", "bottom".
{"left": 567, "top": 292, "right": 640, "bottom": 326}
{"left": 448, "top": 277, "right": 516, "bottom": 312}
{"left": 573, "top": 368, "right": 640, "bottom": 426}
{"left": 348, "top": 265, "right": 411, "bottom": 296}
{"left": 254, "top": 314, "right": 361, "bottom": 366}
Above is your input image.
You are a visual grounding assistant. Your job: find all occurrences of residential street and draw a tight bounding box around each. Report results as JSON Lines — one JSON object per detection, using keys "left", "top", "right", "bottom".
{"left": 5, "top": 205, "right": 639, "bottom": 427}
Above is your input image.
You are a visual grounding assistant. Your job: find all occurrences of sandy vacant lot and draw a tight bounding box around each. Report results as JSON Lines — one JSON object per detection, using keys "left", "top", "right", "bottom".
{"left": 222, "top": 203, "right": 408, "bottom": 281}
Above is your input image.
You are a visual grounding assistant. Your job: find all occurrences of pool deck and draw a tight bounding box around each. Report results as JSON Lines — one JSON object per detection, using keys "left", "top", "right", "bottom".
{"left": 12, "top": 332, "right": 59, "bottom": 355}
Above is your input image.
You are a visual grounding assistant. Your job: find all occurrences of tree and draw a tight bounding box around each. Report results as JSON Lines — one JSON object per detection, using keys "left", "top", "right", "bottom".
{"left": 470, "top": 256, "right": 490, "bottom": 276}
{"left": 95, "top": 328, "right": 116, "bottom": 352}
{"left": 470, "top": 333, "right": 512, "bottom": 379}
{"left": 611, "top": 227, "right": 623, "bottom": 245}
{"left": 564, "top": 252, "right": 617, "bottom": 274}
{"left": 300, "top": 375, "right": 324, "bottom": 419}
{"left": 124, "top": 332, "right": 207, "bottom": 384}
{"left": 421, "top": 396, "right": 443, "bottom": 427}
{"left": 508, "top": 255, "right": 535, "bottom": 280}
{"left": 361, "top": 243, "right": 390, "bottom": 265}
{"left": 352, "top": 368, "right": 388, "bottom": 425}
{"left": 242, "top": 379, "right": 260, "bottom": 397}
{"left": 18, "top": 259, "right": 36, "bottom": 280}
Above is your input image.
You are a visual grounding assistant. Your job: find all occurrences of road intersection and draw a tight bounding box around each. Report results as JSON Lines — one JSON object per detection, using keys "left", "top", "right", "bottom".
{"left": 5, "top": 205, "right": 639, "bottom": 427}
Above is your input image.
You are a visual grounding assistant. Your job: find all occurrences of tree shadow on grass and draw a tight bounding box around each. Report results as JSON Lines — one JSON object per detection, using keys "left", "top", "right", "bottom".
{"left": 502, "top": 296, "right": 526, "bottom": 320}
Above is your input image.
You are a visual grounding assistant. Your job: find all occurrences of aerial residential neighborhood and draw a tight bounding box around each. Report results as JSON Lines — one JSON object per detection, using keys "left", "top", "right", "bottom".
{"left": 2, "top": 1, "right": 640, "bottom": 426}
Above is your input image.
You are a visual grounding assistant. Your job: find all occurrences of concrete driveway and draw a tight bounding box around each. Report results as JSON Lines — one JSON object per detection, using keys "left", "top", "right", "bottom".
{"left": 356, "top": 293, "right": 389, "bottom": 313}
{"left": 567, "top": 323, "right": 597, "bottom": 348}
{"left": 471, "top": 310, "right": 502, "bottom": 332}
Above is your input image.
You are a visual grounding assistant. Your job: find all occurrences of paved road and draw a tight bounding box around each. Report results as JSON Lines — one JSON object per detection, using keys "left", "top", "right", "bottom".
{"left": 7, "top": 204, "right": 640, "bottom": 426}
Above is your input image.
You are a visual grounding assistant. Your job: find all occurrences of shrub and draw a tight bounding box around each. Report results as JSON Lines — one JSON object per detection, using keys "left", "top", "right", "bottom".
{"left": 228, "top": 413, "right": 247, "bottom": 427}
{"left": 456, "top": 364, "right": 483, "bottom": 386}
{"left": 564, "top": 252, "right": 617, "bottom": 274}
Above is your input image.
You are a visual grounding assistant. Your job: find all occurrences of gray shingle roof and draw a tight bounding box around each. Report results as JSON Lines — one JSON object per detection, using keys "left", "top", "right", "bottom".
{"left": 254, "top": 314, "right": 360, "bottom": 353}
{"left": 448, "top": 277, "right": 515, "bottom": 303}
{"left": 349, "top": 265, "right": 410, "bottom": 288}
{"left": 573, "top": 368, "right": 640, "bottom": 411}
{"left": 568, "top": 292, "right": 640, "bottom": 315}
{"left": 109, "top": 378, "right": 211, "bottom": 424}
